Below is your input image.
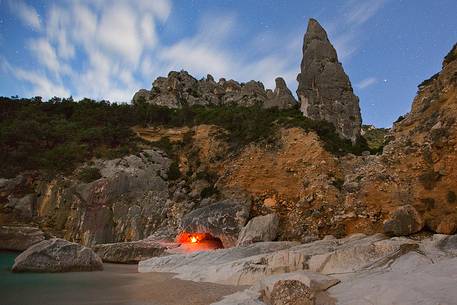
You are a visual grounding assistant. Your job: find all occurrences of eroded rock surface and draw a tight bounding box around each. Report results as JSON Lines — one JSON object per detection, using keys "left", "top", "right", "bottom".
{"left": 12, "top": 238, "right": 103, "bottom": 272}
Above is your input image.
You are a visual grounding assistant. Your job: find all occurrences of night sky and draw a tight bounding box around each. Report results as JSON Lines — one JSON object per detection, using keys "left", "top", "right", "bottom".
{"left": 0, "top": 0, "right": 456, "bottom": 127}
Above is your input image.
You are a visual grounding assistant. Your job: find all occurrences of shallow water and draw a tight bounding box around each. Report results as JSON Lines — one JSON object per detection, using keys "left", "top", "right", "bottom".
{"left": 0, "top": 251, "right": 241, "bottom": 305}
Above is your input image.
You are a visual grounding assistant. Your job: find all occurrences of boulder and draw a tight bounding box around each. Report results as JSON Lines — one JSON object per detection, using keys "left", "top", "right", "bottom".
{"left": 0, "top": 226, "right": 45, "bottom": 251}
{"left": 436, "top": 214, "right": 457, "bottom": 235}
{"left": 12, "top": 238, "right": 103, "bottom": 272}
{"left": 93, "top": 240, "right": 174, "bottom": 264}
{"left": 268, "top": 280, "right": 314, "bottom": 305}
{"left": 179, "top": 199, "right": 250, "bottom": 247}
{"left": 383, "top": 205, "right": 424, "bottom": 236}
{"left": 237, "top": 214, "right": 279, "bottom": 246}
{"left": 296, "top": 18, "right": 361, "bottom": 142}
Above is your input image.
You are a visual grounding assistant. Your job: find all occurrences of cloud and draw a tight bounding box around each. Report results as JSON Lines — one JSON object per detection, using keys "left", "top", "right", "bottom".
{"left": 7, "top": 0, "right": 300, "bottom": 101}
{"left": 8, "top": 0, "right": 42, "bottom": 30}
{"left": 157, "top": 13, "right": 299, "bottom": 90}
{"left": 356, "top": 77, "right": 378, "bottom": 89}
{"left": 97, "top": 4, "right": 143, "bottom": 64}
{"left": 27, "top": 38, "right": 71, "bottom": 75}
{"left": 345, "top": 0, "right": 386, "bottom": 26}
{"left": 1, "top": 58, "right": 69, "bottom": 98}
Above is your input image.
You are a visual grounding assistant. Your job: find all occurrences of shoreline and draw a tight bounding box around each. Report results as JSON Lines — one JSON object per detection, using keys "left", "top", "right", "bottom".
{"left": 0, "top": 252, "right": 244, "bottom": 305}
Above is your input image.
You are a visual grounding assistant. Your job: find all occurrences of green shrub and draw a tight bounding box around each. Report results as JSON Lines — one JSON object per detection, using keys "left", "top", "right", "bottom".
{"left": 78, "top": 167, "right": 102, "bottom": 183}
{"left": 421, "top": 197, "right": 435, "bottom": 210}
{"left": 200, "top": 185, "right": 218, "bottom": 198}
{"left": 332, "top": 178, "right": 345, "bottom": 190}
{"left": 151, "top": 137, "right": 174, "bottom": 156}
{"left": 418, "top": 170, "right": 441, "bottom": 190}
{"left": 167, "top": 161, "right": 180, "bottom": 180}
{"left": 447, "top": 191, "right": 457, "bottom": 204}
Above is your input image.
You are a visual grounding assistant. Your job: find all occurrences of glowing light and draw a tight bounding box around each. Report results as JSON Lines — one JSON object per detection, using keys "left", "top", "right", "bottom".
{"left": 190, "top": 236, "right": 198, "bottom": 243}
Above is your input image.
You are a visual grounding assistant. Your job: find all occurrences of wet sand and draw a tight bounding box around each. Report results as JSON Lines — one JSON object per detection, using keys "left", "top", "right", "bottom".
{"left": 0, "top": 252, "right": 244, "bottom": 305}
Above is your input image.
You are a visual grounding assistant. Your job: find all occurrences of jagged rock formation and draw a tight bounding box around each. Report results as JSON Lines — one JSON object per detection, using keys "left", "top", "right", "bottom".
{"left": 297, "top": 19, "right": 362, "bottom": 142}
{"left": 133, "top": 71, "right": 296, "bottom": 109}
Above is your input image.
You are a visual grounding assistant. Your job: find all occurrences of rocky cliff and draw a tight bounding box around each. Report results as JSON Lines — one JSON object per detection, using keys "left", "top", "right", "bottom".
{"left": 133, "top": 71, "right": 297, "bottom": 109}
{"left": 1, "top": 21, "right": 456, "bottom": 248}
{"left": 297, "top": 19, "right": 362, "bottom": 143}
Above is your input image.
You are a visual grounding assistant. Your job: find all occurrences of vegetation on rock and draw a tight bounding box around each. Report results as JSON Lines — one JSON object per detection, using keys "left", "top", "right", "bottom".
{"left": 0, "top": 96, "right": 373, "bottom": 178}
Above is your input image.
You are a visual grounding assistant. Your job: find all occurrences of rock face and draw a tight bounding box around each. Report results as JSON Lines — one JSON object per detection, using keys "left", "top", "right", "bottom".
{"left": 93, "top": 240, "right": 174, "bottom": 264}
{"left": 297, "top": 19, "right": 362, "bottom": 142}
{"left": 179, "top": 200, "right": 250, "bottom": 248}
{"left": 0, "top": 226, "right": 45, "bottom": 251}
{"left": 133, "top": 71, "right": 296, "bottom": 109}
{"left": 12, "top": 238, "right": 103, "bottom": 272}
{"left": 35, "top": 149, "right": 174, "bottom": 246}
{"left": 268, "top": 280, "right": 314, "bottom": 305}
{"left": 383, "top": 205, "right": 424, "bottom": 236}
{"left": 237, "top": 214, "right": 279, "bottom": 246}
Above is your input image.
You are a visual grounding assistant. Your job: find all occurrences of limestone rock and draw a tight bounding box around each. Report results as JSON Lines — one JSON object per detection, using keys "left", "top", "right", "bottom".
{"left": 93, "top": 240, "right": 174, "bottom": 264}
{"left": 138, "top": 241, "right": 298, "bottom": 282}
{"left": 35, "top": 149, "right": 174, "bottom": 246}
{"left": 12, "top": 238, "right": 103, "bottom": 272}
{"left": 263, "top": 78, "right": 297, "bottom": 109}
{"left": 179, "top": 199, "right": 250, "bottom": 247}
{"left": 296, "top": 18, "right": 361, "bottom": 142}
{"left": 133, "top": 71, "right": 296, "bottom": 109}
{"left": 268, "top": 280, "right": 314, "bottom": 305}
{"left": 383, "top": 205, "right": 424, "bottom": 236}
{"left": 0, "top": 226, "right": 45, "bottom": 251}
{"left": 237, "top": 214, "right": 279, "bottom": 246}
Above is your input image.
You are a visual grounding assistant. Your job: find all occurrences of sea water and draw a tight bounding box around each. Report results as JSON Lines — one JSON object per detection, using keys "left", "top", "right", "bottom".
{"left": 0, "top": 251, "right": 154, "bottom": 305}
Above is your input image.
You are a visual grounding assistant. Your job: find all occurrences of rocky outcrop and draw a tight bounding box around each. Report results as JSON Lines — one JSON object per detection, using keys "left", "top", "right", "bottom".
{"left": 383, "top": 205, "right": 424, "bottom": 236}
{"left": 237, "top": 214, "right": 279, "bottom": 246}
{"left": 263, "top": 78, "right": 297, "bottom": 109}
{"left": 297, "top": 19, "right": 362, "bottom": 142}
{"left": 12, "top": 238, "right": 103, "bottom": 272}
{"left": 133, "top": 71, "right": 296, "bottom": 109}
{"left": 0, "top": 226, "right": 45, "bottom": 251}
{"left": 93, "top": 240, "right": 176, "bottom": 264}
{"left": 179, "top": 200, "right": 250, "bottom": 248}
